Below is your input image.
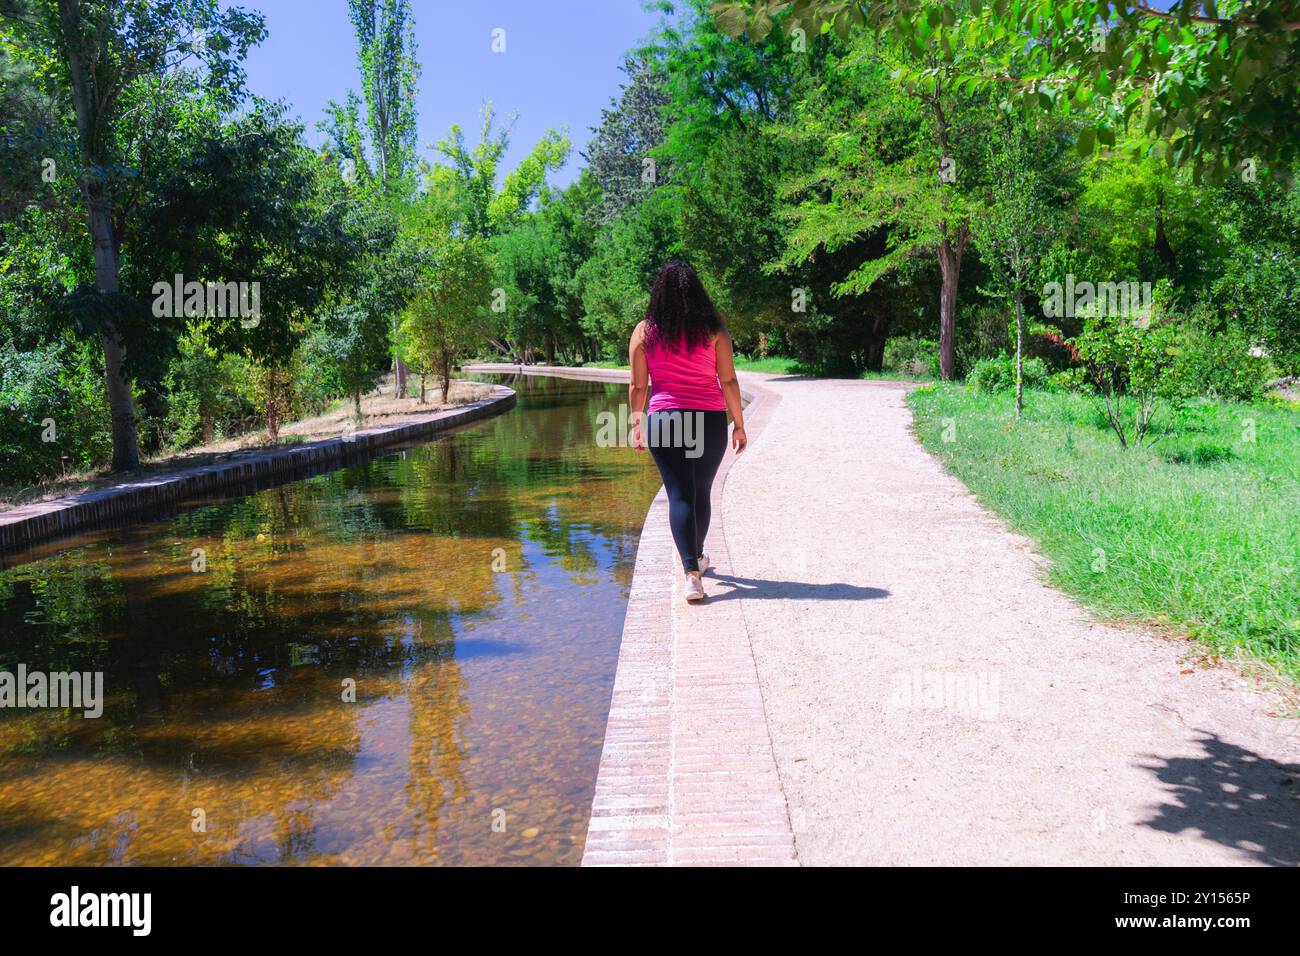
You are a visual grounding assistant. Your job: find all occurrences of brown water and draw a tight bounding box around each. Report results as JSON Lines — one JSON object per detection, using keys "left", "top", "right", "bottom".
{"left": 0, "top": 375, "right": 660, "bottom": 865}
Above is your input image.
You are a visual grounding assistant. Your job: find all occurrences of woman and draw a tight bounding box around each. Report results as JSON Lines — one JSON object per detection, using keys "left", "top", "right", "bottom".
{"left": 629, "top": 260, "right": 747, "bottom": 603}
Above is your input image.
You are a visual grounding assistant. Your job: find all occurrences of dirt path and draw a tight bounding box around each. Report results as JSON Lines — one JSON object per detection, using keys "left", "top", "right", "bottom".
{"left": 720, "top": 374, "right": 1299, "bottom": 865}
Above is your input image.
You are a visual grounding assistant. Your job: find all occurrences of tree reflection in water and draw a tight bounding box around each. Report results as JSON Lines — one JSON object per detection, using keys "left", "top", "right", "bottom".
{"left": 0, "top": 376, "right": 660, "bottom": 865}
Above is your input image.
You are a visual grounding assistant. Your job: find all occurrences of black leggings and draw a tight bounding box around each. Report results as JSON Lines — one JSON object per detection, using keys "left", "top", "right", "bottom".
{"left": 647, "top": 409, "right": 728, "bottom": 573}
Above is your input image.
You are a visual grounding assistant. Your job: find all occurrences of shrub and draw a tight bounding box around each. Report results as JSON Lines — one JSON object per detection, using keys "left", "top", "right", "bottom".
{"left": 1162, "top": 320, "right": 1273, "bottom": 403}
{"left": 1046, "top": 367, "right": 1089, "bottom": 392}
{"left": 0, "top": 337, "right": 112, "bottom": 485}
{"left": 883, "top": 336, "right": 940, "bottom": 377}
{"left": 968, "top": 355, "right": 1048, "bottom": 393}
{"left": 1071, "top": 312, "right": 1176, "bottom": 448}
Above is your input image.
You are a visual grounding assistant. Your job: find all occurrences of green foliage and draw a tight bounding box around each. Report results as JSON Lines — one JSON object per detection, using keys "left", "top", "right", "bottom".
{"left": 969, "top": 355, "right": 1049, "bottom": 393}
{"left": 577, "top": 187, "right": 682, "bottom": 357}
{"left": 400, "top": 192, "right": 495, "bottom": 394}
{"left": 1072, "top": 311, "right": 1177, "bottom": 446}
{"left": 342, "top": 0, "right": 420, "bottom": 192}
{"left": 712, "top": 1, "right": 1300, "bottom": 183}
{"left": 584, "top": 53, "right": 671, "bottom": 225}
{"left": 1210, "top": 177, "right": 1300, "bottom": 375}
{"left": 883, "top": 336, "right": 941, "bottom": 377}
{"left": 492, "top": 176, "right": 599, "bottom": 362}
{"left": 159, "top": 323, "right": 250, "bottom": 450}
{"left": 0, "top": 336, "right": 110, "bottom": 484}
{"left": 431, "top": 103, "right": 570, "bottom": 240}
{"left": 1163, "top": 312, "right": 1274, "bottom": 403}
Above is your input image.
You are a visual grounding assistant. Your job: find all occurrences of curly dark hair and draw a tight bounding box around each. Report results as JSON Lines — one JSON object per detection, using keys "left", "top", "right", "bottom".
{"left": 643, "top": 259, "right": 726, "bottom": 352}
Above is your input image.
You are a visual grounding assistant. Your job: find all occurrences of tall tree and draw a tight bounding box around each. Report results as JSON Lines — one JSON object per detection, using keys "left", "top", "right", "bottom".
{"left": 0, "top": 0, "right": 265, "bottom": 469}
{"left": 583, "top": 53, "right": 672, "bottom": 225}
{"left": 432, "top": 103, "right": 570, "bottom": 240}
{"left": 328, "top": 0, "right": 420, "bottom": 396}
{"left": 776, "top": 32, "right": 995, "bottom": 378}
{"left": 344, "top": 0, "right": 420, "bottom": 191}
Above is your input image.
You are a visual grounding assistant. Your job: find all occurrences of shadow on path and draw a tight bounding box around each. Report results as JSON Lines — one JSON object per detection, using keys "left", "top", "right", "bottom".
{"left": 1138, "top": 730, "right": 1300, "bottom": 866}
{"left": 704, "top": 572, "right": 890, "bottom": 604}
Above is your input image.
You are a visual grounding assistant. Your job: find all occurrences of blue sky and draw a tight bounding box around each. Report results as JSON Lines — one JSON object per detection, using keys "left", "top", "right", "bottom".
{"left": 233, "top": 1, "right": 664, "bottom": 187}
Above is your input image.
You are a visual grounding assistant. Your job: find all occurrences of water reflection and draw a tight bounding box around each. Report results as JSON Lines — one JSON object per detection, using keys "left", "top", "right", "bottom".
{"left": 0, "top": 376, "right": 660, "bottom": 865}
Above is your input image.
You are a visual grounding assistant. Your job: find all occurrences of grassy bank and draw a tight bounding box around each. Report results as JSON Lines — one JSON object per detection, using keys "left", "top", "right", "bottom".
{"left": 908, "top": 384, "right": 1300, "bottom": 682}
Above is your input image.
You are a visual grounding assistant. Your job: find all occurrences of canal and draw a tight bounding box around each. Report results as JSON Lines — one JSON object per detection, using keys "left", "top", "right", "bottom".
{"left": 0, "top": 374, "right": 660, "bottom": 865}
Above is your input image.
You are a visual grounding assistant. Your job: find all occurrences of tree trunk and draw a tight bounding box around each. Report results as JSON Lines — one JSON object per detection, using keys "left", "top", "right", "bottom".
{"left": 937, "top": 234, "right": 964, "bottom": 381}
{"left": 861, "top": 316, "right": 892, "bottom": 372}
{"left": 353, "top": 389, "right": 362, "bottom": 420}
{"left": 394, "top": 353, "right": 408, "bottom": 398}
{"left": 419, "top": 372, "right": 427, "bottom": 404}
{"left": 1013, "top": 290, "right": 1024, "bottom": 420}
{"left": 264, "top": 364, "right": 285, "bottom": 440}
{"left": 545, "top": 334, "right": 556, "bottom": 365}
{"left": 59, "top": 0, "right": 140, "bottom": 471}
{"left": 440, "top": 353, "right": 452, "bottom": 404}
{"left": 1154, "top": 187, "right": 1177, "bottom": 275}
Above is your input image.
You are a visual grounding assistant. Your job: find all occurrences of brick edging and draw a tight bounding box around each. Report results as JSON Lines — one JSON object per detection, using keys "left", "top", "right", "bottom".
{"left": 0, "top": 385, "right": 516, "bottom": 561}
{"left": 547, "top": 367, "right": 796, "bottom": 866}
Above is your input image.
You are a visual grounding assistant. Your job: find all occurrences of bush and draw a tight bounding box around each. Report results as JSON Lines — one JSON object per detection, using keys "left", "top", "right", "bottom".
{"left": 1071, "top": 312, "right": 1176, "bottom": 447}
{"left": 1162, "top": 320, "right": 1273, "bottom": 403}
{"left": 0, "top": 337, "right": 112, "bottom": 485}
{"left": 883, "top": 336, "right": 940, "bottom": 377}
{"left": 160, "top": 325, "right": 255, "bottom": 451}
{"left": 1047, "top": 367, "right": 1089, "bottom": 392}
{"left": 968, "top": 355, "right": 1048, "bottom": 393}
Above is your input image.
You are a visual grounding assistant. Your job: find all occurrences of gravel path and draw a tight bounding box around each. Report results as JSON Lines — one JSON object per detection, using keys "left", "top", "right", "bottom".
{"left": 719, "top": 373, "right": 1299, "bottom": 866}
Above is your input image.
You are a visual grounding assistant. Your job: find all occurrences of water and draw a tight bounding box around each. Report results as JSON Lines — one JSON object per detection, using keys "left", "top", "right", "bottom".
{"left": 0, "top": 375, "right": 660, "bottom": 865}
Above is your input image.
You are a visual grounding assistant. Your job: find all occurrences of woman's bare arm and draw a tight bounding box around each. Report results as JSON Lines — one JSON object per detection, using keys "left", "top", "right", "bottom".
{"left": 714, "top": 332, "right": 747, "bottom": 454}
{"left": 629, "top": 321, "right": 649, "bottom": 449}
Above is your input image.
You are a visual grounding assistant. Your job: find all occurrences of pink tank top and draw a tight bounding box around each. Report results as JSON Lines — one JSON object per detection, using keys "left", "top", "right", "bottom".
{"left": 646, "top": 334, "right": 727, "bottom": 414}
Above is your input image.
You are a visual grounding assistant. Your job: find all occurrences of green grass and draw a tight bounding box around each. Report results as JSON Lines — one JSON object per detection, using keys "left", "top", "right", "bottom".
{"left": 908, "top": 384, "right": 1300, "bottom": 682}
{"left": 733, "top": 354, "right": 805, "bottom": 374}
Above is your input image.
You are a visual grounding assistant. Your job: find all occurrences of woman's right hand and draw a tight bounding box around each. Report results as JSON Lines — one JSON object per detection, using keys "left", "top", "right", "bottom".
{"left": 732, "top": 423, "right": 747, "bottom": 454}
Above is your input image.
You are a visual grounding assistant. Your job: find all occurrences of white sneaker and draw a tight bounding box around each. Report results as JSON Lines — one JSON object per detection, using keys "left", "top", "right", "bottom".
{"left": 683, "top": 574, "right": 705, "bottom": 602}
{"left": 697, "top": 553, "right": 713, "bottom": 574}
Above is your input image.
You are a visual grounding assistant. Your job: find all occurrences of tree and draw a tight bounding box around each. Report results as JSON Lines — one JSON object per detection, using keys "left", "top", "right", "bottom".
{"left": 774, "top": 31, "right": 996, "bottom": 378}
{"left": 0, "top": 0, "right": 265, "bottom": 470}
{"left": 584, "top": 53, "right": 672, "bottom": 225}
{"left": 492, "top": 174, "right": 603, "bottom": 364}
{"left": 345, "top": 0, "right": 419, "bottom": 192}
{"left": 432, "top": 103, "right": 570, "bottom": 240}
{"left": 712, "top": 1, "right": 1300, "bottom": 183}
{"left": 1073, "top": 310, "right": 1176, "bottom": 447}
{"left": 325, "top": 0, "right": 421, "bottom": 398}
{"left": 400, "top": 223, "right": 494, "bottom": 401}
{"left": 971, "top": 118, "right": 1055, "bottom": 418}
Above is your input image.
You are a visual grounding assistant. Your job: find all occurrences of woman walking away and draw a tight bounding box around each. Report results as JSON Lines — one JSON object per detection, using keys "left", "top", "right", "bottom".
{"left": 629, "top": 260, "right": 747, "bottom": 603}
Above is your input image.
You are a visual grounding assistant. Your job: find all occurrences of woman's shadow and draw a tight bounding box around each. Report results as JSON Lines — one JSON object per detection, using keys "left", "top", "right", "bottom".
{"left": 702, "top": 570, "right": 889, "bottom": 603}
